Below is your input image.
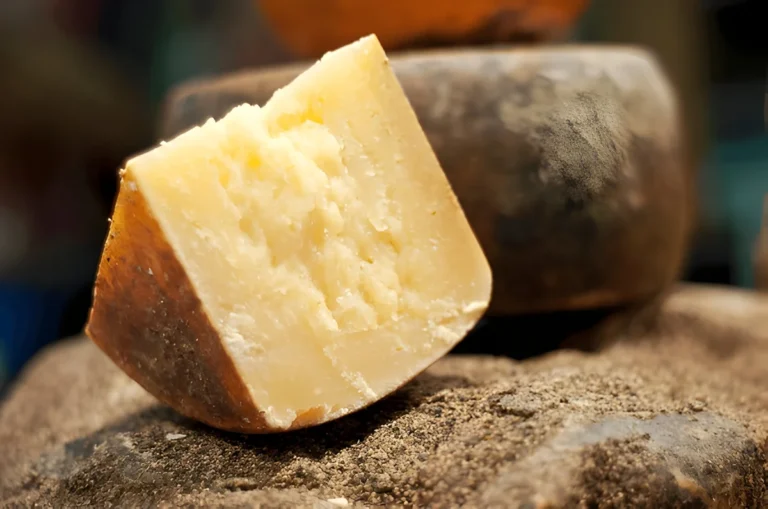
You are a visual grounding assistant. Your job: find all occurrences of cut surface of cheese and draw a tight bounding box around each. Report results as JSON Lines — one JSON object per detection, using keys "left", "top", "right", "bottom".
{"left": 86, "top": 34, "right": 491, "bottom": 432}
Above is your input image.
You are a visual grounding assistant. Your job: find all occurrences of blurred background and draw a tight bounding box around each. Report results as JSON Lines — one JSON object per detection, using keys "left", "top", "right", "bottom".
{"left": 0, "top": 0, "right": 766, "bottom": 391}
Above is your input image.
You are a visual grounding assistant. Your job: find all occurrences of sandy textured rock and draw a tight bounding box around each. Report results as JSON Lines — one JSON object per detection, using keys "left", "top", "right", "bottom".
{"left": 161, "top": 46, "right": 691, "bottom": 316}
{"left": 2, "top": 285, "right": 767, "bottom": 508}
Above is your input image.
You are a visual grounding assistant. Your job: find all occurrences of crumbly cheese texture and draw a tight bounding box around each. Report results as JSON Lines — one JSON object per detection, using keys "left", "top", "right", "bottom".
{"left": 125, "top": 34, "right": 491, "bottom": 429}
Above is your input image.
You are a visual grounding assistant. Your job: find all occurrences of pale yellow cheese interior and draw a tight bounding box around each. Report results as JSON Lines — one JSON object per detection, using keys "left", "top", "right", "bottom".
{"left": 125, "top": 34, "right": 491, "bottom": 429}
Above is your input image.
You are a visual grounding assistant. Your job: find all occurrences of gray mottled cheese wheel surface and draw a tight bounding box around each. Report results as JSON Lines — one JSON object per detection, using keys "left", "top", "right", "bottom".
{"left": 160, "top": 46, "right": 691, "bottom": 315}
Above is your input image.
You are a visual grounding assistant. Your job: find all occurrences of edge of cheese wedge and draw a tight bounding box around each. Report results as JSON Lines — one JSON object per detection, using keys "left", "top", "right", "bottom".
{"left": 85, "top": 34, "right": 492, "bottom": 433}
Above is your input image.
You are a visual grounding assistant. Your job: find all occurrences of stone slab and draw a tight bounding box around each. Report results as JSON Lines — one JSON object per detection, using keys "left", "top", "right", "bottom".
{"left": 1, "top": 285, "right": 766, "bottom": 507}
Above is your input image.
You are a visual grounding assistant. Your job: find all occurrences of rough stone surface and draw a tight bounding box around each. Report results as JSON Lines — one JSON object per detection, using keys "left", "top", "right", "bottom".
{"left": 160, "top": 47, "right": 691, "bottom": 316}
{"left": 2, "top": 284, "right": 767, "bottom": 508}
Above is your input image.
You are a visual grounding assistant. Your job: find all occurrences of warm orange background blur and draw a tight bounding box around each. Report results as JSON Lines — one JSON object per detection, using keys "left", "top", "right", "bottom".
{"left": 259, "top": 0, "right": 590, "bottom": 57}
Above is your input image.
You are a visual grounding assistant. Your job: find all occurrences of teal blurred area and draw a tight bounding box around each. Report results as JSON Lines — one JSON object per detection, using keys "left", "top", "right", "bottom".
{"left": 1, "top": 0, "right": 767, "bottom": 389}
{"left": 713, "top": 134, "right": 768, "bottom": 287}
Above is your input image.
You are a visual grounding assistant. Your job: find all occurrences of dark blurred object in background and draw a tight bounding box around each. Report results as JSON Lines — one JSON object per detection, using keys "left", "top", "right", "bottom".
{"left": 0, "top": 0, "right": 295, "bottom": 390}
{"left": 753, "top": 195, "right": 768, "bottom": 290}
{"left": 0, "top": 0, "right": 152, "bottom": 388}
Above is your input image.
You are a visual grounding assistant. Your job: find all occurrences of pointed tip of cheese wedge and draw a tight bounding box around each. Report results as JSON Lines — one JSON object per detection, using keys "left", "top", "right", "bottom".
{"left": 87, "top": 34, "right": 491, "bottom": 433}
{"left": 324, "top": 33, "right": 383, "bottom": 58}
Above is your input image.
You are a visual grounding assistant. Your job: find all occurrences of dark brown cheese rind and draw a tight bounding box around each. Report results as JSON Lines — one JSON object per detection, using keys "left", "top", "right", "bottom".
{"left": 160, "top": 46, "right": 691, "bottom": 315}
{"left": 85, "top": 178, "right": 267, "bottom": 432}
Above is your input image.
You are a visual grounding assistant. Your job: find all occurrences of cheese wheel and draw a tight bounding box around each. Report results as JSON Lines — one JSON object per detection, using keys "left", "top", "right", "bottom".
{"left": 162, "top": 46, "right": 691, "bottom": 315}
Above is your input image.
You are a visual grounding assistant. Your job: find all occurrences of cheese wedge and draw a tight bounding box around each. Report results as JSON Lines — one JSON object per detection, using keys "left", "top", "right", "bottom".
{"left": 86, "top": 34, "right": 492, "bottom": 433}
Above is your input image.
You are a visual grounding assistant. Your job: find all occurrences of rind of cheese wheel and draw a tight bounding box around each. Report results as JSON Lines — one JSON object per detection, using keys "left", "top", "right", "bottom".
{"left": 85, "top": 34, "right": 492, "bottom": 433}
{"left": 161, "top": 46, "right": 691, "bottom": 316}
